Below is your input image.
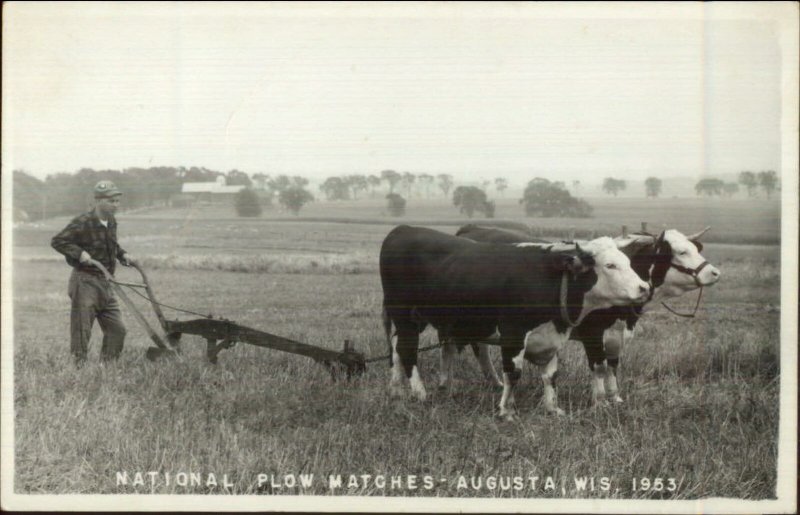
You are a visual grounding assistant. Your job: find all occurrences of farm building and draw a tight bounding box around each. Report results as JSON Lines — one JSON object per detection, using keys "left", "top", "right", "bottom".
{"left": 180, "top": 176, "right": 245, "bottom": 205}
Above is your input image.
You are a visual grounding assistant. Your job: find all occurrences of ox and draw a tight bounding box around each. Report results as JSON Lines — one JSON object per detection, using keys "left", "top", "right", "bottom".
{"left": 379, "top": 225, "right": 650, "bottom": 420}
{"left": 453, "top": 224, "right": 721, "bottom": 413}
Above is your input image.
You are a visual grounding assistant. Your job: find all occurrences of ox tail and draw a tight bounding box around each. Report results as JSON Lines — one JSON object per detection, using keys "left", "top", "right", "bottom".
{"left": 382, "top": 304, "right": 393, "bottom": 367}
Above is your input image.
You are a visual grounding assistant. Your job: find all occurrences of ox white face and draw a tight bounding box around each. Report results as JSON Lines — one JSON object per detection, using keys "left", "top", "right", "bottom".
{"left": 655, "top": 229, "right": 721, "bottom": 300}
{"left": 578, "top": 237, "right": 650, "bottom": 314}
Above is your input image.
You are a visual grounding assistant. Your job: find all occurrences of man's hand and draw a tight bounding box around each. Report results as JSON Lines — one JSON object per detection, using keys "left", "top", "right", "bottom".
{"left": 79, "top": 251, "right": 92, "bottom": 264}
{"left": 120, "top": 253, "right": 136, "bottom": 267}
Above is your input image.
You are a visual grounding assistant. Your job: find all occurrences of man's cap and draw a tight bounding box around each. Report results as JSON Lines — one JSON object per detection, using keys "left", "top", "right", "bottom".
{"left": 94, "top": 180, "right": 122, "bottom": 198}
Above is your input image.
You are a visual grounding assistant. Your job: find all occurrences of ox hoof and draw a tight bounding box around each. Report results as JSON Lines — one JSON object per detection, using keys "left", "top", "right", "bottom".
{"left": 486, "top": 377, "right": 503, "bottom": 389}
{"left": 609, "top": 395, "right": 624, "bottom": 404}
{"left": 438, "top": 378, "right": 467, "bottom": 393}
{"left": 547, "top": 407, "right": 566, "bottom": 417}
{"left": 411, "top": 389, "right": 428, "bottom": 402}
{"left": 389, "top": 385, "right": 406, "bottom": 399}
{"left": 497, "top": 410, "right": 518, "bottom": 422}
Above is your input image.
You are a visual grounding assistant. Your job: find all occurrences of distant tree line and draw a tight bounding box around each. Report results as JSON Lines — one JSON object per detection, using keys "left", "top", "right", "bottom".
{"left": 596, "top": 171, "right": 779, "bottom": 199}
{"left": 11, "top": 166, "right": 320, "bottom": 221}
{"left": 695, "top": 171, "right": 778, "bottom": 199}
{"left": 13, "top": 164, "right": 777, "bottom": 224}
{"left": 13, "top": 166, "right": 192, "bottom": 221}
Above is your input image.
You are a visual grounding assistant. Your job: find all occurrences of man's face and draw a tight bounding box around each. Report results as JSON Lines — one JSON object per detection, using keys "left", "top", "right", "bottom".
{"left": 96, "top": 196, "right": 121, "bottom": 219}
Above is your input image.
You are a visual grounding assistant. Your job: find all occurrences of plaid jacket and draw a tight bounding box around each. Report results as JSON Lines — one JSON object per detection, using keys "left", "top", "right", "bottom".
{"left": 51, "top": 209, "right": 127, "bottom": 276}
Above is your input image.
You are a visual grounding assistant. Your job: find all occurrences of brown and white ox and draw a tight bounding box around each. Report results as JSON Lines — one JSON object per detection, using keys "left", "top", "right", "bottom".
{"left": 379, "top": 225, "right": 650, "bottom": 420}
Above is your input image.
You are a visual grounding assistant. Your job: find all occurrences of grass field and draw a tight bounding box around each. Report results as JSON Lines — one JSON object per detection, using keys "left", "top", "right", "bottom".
{"left": 10, "top": 198, "right": 782, "bottom": 499}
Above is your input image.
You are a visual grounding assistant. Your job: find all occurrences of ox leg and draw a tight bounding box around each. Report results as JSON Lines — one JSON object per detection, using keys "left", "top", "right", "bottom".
{"left": 603, "top": 326, "right": 631, "bottom": 403}
{"left": 591, "top": 363, "right": 608, "bottom": 406}
{"left": 472, "top": 342, "right": 503, "bottom": 388}
{"left": 498, "top": 337, "right": 525, "bottom": 421}
{"left": 523, "top": 325, "right": 566, "bottom": 415}
{"left": 392, "top": 328, "right": 426, "bottom": 401}
{"left": 540, "top": 353, "right": 565, "bottom": 416}
{"left": 389, "top": 332, "right": 406, "bottom": 398}
{"left": 438, "top": 340, "right": 458, "bottom": 390}
{"left": 581, "top": 334, "right": 609, "bottom": 407}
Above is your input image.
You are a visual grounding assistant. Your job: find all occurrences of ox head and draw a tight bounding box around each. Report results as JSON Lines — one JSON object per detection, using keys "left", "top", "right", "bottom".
{"left": 650, "top": 228, "right": 721, "bottom": 299}
{"left": 579, "top": 236, "right": 651, "bottom": 308}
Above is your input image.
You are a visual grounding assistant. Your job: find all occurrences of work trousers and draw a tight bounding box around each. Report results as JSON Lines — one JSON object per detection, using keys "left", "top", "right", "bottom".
{"left": 68, "top": 269, "right": 126, "bottom": 363}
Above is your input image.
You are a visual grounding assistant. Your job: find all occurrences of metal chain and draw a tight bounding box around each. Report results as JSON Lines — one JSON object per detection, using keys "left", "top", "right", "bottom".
{"left": 122, "top": 283, "right": 214, "bottom": 319}
{"left": 363, "top": 342, "right": 443, "bottom": 364}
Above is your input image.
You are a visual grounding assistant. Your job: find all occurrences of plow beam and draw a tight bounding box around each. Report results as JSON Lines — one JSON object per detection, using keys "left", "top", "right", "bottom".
{"left": 162, "top": 318, "right": 366, "bottom": 379}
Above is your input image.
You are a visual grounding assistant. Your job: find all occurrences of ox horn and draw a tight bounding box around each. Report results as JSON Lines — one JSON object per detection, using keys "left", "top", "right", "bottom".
{"left": 686, "top": 226, "right": 711, "bottom": 241}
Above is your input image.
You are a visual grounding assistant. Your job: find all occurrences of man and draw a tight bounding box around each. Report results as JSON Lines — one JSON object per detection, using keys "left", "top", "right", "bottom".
{"left": 51, "top": 180, "right": 136, "bottom": 364}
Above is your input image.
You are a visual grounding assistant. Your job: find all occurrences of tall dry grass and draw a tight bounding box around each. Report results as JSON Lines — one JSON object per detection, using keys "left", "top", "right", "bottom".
{"left": 12, "top": 242, "right": 780, "bottom": 498}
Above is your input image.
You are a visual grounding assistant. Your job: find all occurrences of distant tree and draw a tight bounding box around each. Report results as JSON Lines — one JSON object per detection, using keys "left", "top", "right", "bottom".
{"left": 268, "top": 175, "right": 308, "bottom": 193}
{"left": 644, "top": 176, "right": 663, "bottom": 198}
{"left": 437, "top": 174, "right": 454, "bottom": 198}
{"left": 367, "top": 175, "right": 382, "bottom": 197}
{"left": 738, "top": 171, "right": 758, "bottom": 197}
{"left": 452, "top": 186, "right": 494, "bottom": 218}
{"left": 122, "top": 166, "right": 181, "bottom": 207}
{"left": 495, "top": 177, "right": 508, "bottom": 197}
{"left": 320, "top": 177, "right": 351, "bottom": 201}
{"left": 417, "top": 173, "right": 435, "bottom": 197}
{"left": 572, "top": 180, "right": 581, "bottom": 197}
{"left": 602, "top": 177, "right": 627, "bottom": 197}
{"left": 268, "top": 175, "right": 292, "bottom": 193}
{"left": 257, "top": 189, "right": 275, "bottom": 208}
{"left": 279, "top": 186, "right": 314, "bottom": 215}
{"left": 234, "top": 187, "right": 262, "bottom": 217}
{"left": 226, "top": 169, "right": 252, "bottom": 187}
{"left": 183, "top": 166, "right": 223, "bottom": 183}
{"left": 381, "top": 169, "right": 402, "bottom": 194}
{"left": 401, "top": 172, "right": 416, "bottom": 198}
{"left": 694, "top": 178, "right": 725, "bottom": 197}
{"left": 520, "top": 178, "right": 593, "bottom": 218}
{"left": 722, "top": 182, "right": 740, "bottom": 198}
{"left": 13, "top": 169, "right": 47, "bottom": 221}
{"left": 758, "top": 170, "right": 778, "bottom": 199}
{"left": 345, "top": 174, "right": 368, "bottom": 200}
{"left": 483, "top": 200, "right": 496, "bottom": 219}
{"left": 385, "top": 193, "right": 406, "bottom": 217}
{"left": 252, "top": 173, "right": 270, "bottom": 190}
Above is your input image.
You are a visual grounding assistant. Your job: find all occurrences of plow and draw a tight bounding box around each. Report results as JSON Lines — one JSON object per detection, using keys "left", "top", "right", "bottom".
{"left": 88, "top": 222, "right": 702, "bottom": 381}
{"left": 89, "top": 260, "right": 368, "bottom": 380}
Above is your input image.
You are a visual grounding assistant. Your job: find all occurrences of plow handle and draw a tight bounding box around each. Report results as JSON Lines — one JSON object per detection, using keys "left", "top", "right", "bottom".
{"left": 130, "top": 261, "right": 169, "bottom": 332}
{"left": 86, "top": 259, "right": 172, "bottom": 351}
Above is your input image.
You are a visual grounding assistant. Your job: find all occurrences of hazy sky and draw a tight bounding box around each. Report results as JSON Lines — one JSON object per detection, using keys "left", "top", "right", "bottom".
{"left": 2, "top": 2, "right": 794, "bottom": 185}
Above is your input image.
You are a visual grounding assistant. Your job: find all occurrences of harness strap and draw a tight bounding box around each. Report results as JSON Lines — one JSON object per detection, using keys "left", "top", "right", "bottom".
{"left": 670, "top": 260, "right": 710, "bottom": 287}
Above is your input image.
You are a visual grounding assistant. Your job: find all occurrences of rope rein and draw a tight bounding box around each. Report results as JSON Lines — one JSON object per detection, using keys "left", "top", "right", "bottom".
{"left": 661, "top": 286, "right": 704, "bottom": 318}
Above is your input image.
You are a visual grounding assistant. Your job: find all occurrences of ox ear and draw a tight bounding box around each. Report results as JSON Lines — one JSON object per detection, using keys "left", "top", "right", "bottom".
{"left": 558, "top": 253, "right": 593, "bottom": 277}
{"left": 691, "top": 240, "right": 704, "bottom": 252}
